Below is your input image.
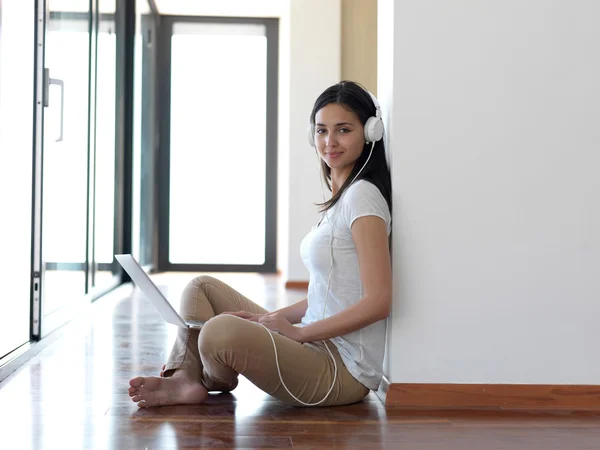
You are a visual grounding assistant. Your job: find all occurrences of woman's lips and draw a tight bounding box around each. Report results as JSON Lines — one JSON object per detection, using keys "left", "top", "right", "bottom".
{"left": 327, "top": 152, "right": 342, "bottom": 159}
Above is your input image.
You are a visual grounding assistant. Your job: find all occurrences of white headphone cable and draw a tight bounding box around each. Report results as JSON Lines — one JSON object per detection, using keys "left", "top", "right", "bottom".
{"left": 257, "top": 204, "right": 339, "bottom": 406}
{"left": 258, "top": 322, "right": 338, "bottom": 406}
{"left": 258, "top": 141, "right": 375, "bottom": 406}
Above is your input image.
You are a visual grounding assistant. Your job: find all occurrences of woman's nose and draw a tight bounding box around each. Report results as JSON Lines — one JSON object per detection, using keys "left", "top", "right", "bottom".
{"left": 325, "top": 132, "right": 337, "bottom": 147}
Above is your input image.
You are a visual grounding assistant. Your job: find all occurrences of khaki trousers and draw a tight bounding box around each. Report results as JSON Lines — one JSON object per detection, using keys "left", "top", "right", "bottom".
{"left": 164, "top": 275, "right": 369, "bottom": 407}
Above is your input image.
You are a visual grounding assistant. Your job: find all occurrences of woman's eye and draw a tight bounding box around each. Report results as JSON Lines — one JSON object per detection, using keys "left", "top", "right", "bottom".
{"left": 339, "top": 128, "right": 350, "bottom": 133}
{"left": 316, "top": 128, "right": 326, "bottom": 134}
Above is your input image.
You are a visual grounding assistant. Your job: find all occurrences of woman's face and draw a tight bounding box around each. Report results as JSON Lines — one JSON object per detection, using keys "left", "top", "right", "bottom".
{"left": 314, "top": 103, "right": 365, "bottom": 171}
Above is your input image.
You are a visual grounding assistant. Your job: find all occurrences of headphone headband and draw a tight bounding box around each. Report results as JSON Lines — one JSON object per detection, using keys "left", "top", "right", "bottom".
{"left": 367, "top": 91, "right": 382, "bottom": 119}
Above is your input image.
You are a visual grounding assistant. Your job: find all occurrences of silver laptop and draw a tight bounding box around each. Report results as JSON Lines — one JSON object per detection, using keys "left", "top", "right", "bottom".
{"left": 115, "top": 254, "right": 206, "bottom": 329}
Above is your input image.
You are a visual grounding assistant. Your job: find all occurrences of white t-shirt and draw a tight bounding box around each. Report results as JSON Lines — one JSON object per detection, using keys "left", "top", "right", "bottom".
{"left": 299, "top": 180, "right": 392, "bottom": 390}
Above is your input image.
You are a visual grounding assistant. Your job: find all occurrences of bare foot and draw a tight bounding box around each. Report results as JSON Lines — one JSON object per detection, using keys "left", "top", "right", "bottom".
{"left": 128, "top": 371, "right": 208, "bottom": 408}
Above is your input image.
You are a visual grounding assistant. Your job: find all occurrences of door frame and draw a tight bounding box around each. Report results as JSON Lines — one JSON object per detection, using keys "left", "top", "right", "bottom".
{"left": 156, "top": 16, "right": 279, "bottom": 273}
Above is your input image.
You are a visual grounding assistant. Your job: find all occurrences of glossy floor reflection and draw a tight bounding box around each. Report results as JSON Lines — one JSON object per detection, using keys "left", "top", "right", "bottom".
{"left": 1, "top": 273, "right": 599, "bottom": 449}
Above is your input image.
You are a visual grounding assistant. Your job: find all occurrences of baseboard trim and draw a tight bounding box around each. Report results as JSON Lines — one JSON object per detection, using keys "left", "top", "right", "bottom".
{"left": 385, "top": 383, "right": 600, "bottom": 411}
{"left": 285, "top": 281, "right": 309, "bottom": 290}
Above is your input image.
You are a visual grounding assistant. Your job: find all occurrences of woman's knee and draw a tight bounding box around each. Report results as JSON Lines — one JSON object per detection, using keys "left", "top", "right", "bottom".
{"left": 198, "top": 314, "right": 252, "bottom": 359}
{"left": 180, "top": 275, "right": 218, "bottom": 309}
{"left": 183, "top": 275, "right": 218, "bottom": 294}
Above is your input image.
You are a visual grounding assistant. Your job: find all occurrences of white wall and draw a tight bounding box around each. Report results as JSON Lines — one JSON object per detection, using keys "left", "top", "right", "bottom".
{"left": 276, "top": 3, "right": 291, "bottom": 282}
{"left": 286, "top": 0, "right": 341, "bottom": 282}
{"left": 155, "top": 0, "right": 341, "bottom": 283}
{"left": 380, "top": 0, "right": 600, "bottom": 384}
{"left": 377, "top": 0, "right": 395, "bottom": 381}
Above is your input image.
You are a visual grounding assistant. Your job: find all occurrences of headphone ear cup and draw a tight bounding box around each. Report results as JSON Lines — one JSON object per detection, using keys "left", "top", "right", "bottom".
{"left": 364, "top": 116, "right": 384, "bottom": 143}
{"left": 307, "top": 124, "right": 315, "bottom": 147}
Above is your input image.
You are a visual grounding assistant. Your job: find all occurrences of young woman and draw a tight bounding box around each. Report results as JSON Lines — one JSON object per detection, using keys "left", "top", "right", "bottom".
{"left": 128, "top": 80, "right": 392, "bottom": 408}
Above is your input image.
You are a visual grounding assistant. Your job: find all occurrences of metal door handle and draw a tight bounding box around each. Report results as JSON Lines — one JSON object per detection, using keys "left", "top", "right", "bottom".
{"left": 43, "top": 68, "right": 65, "bottom": 142}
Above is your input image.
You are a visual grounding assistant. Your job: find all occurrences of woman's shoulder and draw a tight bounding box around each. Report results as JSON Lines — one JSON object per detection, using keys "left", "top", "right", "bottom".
{"left": 343, "top": 179, "right": 385, "bottom": 204}
{"left": 341, "top": 179, "right": 390, "bottom": 221}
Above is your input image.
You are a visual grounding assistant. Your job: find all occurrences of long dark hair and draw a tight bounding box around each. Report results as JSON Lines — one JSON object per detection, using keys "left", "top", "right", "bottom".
{"left": 310, "top": 81, "right": 392, "bottom": 214}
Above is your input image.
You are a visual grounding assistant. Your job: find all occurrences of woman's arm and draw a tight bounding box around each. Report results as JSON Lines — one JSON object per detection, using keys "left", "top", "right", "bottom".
{"left": 224, "top": 298, "right": 307, "bottom": 324}
{"left": 298, "top": 215, "right": 392, "bottom": 342}
{"left": 267, "top": 298, "right": 308, "bottom": 324}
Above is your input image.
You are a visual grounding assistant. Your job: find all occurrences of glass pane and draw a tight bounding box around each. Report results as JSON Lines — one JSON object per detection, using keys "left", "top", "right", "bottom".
{"left": 132, "top": 0, "right": 153, "bottom": 266}
{"left": 94, "top": 5, "right": 117, "bottom": 288}
{"left": 42, "top": 7, "right": 90, "bottom": 316}
{"left": 0, "top": 1, "right": 35, "bottom": 357}
{"left": 169, "top": 23, "right": 267, "bottom": 265}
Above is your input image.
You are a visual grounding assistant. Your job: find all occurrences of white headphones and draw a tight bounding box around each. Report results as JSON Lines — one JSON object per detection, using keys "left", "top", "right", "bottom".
{"left": 307, "top": 90, "right": 384, "bottom": 147}
{"left": 259, "top": 89, "right": 385, "bottom": 406}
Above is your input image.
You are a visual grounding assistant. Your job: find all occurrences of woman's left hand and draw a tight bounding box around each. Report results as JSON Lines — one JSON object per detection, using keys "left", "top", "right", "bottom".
{"left": 258, "top": 313, "right": 304, "bottom": 343}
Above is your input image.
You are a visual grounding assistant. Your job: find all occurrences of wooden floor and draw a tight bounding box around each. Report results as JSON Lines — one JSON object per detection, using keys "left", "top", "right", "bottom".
{"left": 1, "top": 272, "right": 599, "bottom": 449}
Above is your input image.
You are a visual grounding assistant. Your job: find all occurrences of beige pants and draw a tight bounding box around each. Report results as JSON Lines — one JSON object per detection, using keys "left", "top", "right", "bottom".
{"left": 164, "top": 275, "right": 370, "bottom": 407}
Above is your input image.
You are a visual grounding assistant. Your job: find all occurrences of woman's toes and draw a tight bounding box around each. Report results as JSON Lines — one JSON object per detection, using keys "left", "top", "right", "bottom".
{"left": 138, "top": 384, "right": 154, "bottom": 395}
{"left": 127, "top": 375, "right": 208, "bottom": 408}
{"left": 129, "top": 377, "right": 145, "bottom": 388}
{"left": 137, "top": 391, "right": 163, "bottom": 407}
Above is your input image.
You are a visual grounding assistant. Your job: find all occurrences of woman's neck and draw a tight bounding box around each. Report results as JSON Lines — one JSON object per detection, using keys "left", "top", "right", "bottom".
{"left": 330, "top": 167, "right": 353, "bottom": 196}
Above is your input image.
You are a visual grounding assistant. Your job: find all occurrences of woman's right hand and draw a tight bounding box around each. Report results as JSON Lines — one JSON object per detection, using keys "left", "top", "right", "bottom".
{"left": 221, "top": 310, "right": 264, "bottom": 322}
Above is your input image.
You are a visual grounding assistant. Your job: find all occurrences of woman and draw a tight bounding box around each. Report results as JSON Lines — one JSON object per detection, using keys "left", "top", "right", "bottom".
{"left": 128, "top": 81, "right": 392, "bottom": 408}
